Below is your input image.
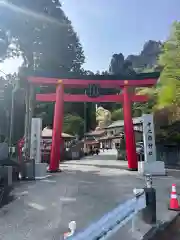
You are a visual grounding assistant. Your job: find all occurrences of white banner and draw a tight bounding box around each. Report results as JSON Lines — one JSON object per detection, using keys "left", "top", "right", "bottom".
{"left": 142, "top": 114, "right": 156, "bottom": 162}
{"left": 30, "top": 118, "right": 42, "bottom": 163}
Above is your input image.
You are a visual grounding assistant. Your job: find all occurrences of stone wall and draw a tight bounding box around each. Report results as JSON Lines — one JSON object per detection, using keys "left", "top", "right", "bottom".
{"left": 157, "top": 144, "right": 180, "bottom": 168}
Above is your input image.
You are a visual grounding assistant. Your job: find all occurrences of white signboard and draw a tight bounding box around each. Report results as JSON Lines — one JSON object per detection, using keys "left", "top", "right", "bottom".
{"left": 30, "top": 118, "right": 42, "bottom": 163}
{"left": 142, "top": 114, "right": 156, "bottom": 162}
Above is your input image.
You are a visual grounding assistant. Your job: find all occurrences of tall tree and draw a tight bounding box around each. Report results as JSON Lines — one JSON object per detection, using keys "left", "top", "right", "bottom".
{"left": 157, "top": 21, "right": 180, "bottom": 122}
{"left": 0, "top": 0, "right": 85, "bottom": 72}
{"left": 63, "top": 114, "right": 84, "bottom": 136}
{"left": 0, "top": 74, "right": 25, "bottom": 141}
{"left": 0, "top": 0, "right": 86, "bottom": 136}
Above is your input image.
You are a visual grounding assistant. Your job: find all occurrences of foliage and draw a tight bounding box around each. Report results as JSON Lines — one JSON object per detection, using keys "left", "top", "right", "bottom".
{"left": 0, "top": 0, "right": 86, "bottom": 137}
{"left": 0, "top": 76, "right": 12, "bottom": 137}
{"left": 1, "top": 0, "right": 85, "bottom": 72}
{"left": 111, "top": 108, "right": 124, "bottom": 121}
{"left": 133, "top": 87, "right": 159, "bottom": 116}
{"left": 157, "top": 21, "right": 180, "bottom": 109}
{"left": 63, "top": 114, "right": 84, "bottom": 136}
{"left": 131, "top": 21, "right": 180, "bottom": 140}
{"left": 0, "top": 74, "right": 25, "bottom": 141}
{"left": 35, "top": 102, "right": 54, "bottom": 127}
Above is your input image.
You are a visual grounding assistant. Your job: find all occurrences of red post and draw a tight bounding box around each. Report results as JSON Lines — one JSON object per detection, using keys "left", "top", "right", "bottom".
{"left": 49, "top": 80, "right": 64, "bottom": 172}
{"left": 123, "top": 85, "right": 138, "bottom": 170}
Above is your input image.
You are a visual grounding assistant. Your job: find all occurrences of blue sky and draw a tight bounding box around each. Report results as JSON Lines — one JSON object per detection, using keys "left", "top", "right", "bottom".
{"left": 1, "top": 0, "right": 180, "bottom": 74}
{"left": 62, "top": 0, "right": 180, "bottom": 72}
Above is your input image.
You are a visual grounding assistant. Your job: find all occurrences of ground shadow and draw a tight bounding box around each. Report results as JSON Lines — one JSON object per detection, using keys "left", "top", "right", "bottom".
{"left": 0, "top": 185, "right": 15, "bottom": 208}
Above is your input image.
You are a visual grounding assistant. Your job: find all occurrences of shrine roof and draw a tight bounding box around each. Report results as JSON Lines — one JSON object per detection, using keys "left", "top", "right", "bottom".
{"left": 84, "top": 140, "right": 99, "bottom": 145}
{"left": 105, "top": 117, "right": 143, "bottom": 129}
{"left": 42, "top": 127, "right": 75, "bottom": 138}
{"left": 84, "top": 130, "right": 106, "bottom": 137}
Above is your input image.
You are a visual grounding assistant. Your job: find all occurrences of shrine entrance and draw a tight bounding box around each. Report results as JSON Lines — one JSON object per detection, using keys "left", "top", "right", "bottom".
{"left": 27, "top": 72, "right": 159, "bottom": 172}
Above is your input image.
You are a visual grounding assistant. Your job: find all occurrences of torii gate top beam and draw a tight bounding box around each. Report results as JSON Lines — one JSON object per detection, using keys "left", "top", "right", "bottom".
{"left": 27, "top": 71, "right": 160, "bottom": 88}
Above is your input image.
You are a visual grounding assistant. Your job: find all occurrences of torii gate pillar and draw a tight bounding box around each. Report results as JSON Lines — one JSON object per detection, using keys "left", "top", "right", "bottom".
{"left": 49, "top": 80, "right": 64, "bottom": 172}
{"left": 123, "top": 85, "right": 137, "bottom": 170}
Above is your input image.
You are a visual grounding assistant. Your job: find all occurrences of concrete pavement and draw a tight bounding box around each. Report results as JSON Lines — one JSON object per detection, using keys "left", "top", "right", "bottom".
{"left": 0, "top": 150, "right": 179, "bottom": 240}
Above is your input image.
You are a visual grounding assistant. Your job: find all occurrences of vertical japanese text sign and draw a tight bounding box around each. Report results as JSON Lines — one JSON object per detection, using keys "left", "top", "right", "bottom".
{"left": 30, "top": 118, "right": 42, "bottom": 163}
{"left": 142, "top": 114, "right": 156, "bottom": 162}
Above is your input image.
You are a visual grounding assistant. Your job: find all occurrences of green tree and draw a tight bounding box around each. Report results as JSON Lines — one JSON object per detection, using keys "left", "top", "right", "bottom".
{"left": 111, "top": 108, "right": 124, "bottom": 121}
{"left": 157, "top": 21, "right": 180, "bottom": 109}
{"left": 1, "top": 0, "right": 85, "bottom": 72}
{"left": 1, "top": 0, "right": 86, "bottom": 136}
{"left": 63, "top": 114, "right": 84, "bottom": 136}
{"left": 133, "top": 87, "right": 159, "bottom": 116}
{"left": 0, "top": 74, "right": 25, "bottom": 141}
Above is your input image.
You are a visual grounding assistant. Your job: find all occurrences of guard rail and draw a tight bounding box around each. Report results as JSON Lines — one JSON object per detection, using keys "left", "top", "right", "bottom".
{"left": 66, "top": 188, "right": 146, "bottom": 240}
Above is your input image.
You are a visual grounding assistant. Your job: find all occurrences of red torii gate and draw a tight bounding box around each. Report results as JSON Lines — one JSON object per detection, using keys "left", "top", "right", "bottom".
{"left": 27, "top": 73, "right": 158, "bottom": 172}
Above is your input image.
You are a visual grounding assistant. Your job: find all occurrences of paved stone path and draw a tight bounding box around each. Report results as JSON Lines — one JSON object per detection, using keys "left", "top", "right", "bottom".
{"left": 0, "top": 150, "right": 179, "bottom": 240}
